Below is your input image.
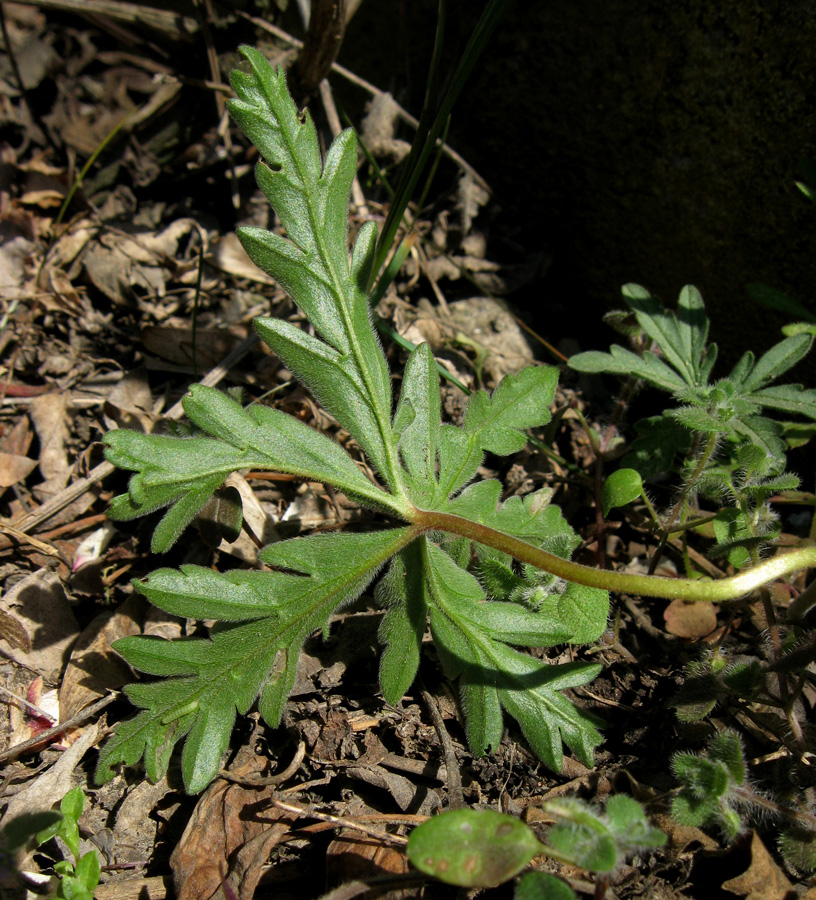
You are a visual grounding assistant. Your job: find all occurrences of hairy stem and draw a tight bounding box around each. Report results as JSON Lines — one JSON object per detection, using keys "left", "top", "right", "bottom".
{"left": 648, "top": 430, "right": 718, "bottom": 575}
{"left": 409, "top": 507, "right": 816, "bottom": 603}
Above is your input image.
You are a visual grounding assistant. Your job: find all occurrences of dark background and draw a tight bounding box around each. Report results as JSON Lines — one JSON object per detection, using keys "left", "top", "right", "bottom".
{"left": 339, "top": 0, "right": 816, "bottom": 370}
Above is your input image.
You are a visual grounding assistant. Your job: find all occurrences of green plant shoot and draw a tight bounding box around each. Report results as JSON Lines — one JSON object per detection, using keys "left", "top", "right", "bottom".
{"left": 96, "top": 47, "right": 816, "bottom": 794}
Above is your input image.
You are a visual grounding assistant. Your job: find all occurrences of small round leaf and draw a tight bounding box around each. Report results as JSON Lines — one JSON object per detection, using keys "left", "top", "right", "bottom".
{"left": 601, "top": 468, "right": 643, "bottom": 517}
{"left": 407, "top": 808, "right": 540, "bottom": 888}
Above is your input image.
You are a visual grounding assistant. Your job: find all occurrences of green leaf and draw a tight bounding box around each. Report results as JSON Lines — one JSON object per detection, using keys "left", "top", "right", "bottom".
{"left": 711, "top": 508, "right": 753, "bottom": 569}
{"left": 543, "top": 795, "right": 664, "bottom": 874}
{"left": 568, "top": 345, "right": 687, "bottom": 393}
{"left": 407, "top": 809, "right": 541, "bottom": 888}
{"left": 730, "top": 415, "right": 786, "bottom": 463}
{"left": 671, "top": 731, "right": 746, "bottom": 838}
{"left": 227, "top": 47, "right": 398, "bottom": 490}
{"left": 447, "top": 481, "right": 579, "bottom": 555}
{"left": 104, "top": 384, "right": 403, "bottom": 552}
{"left": 746, "top": 282, "right": 816, "bottom": 322}
{"left": 97, "top": 528, "right": 414, "bottom": 792}
{"left": 750, "top": 384, "right": 816, "bottom": 419}
{"left": 623, "top": 284, "right": 704, "bottom": 386}
{"left": 781, "top": 322, "right": 816, "bottom": 337}
{"left": 741, "top": 334, "right": 814, "bottom": 392}
{"left": 601, "top": 468, "right": 644, "bottom": 517}
{"left": 541, "top": 582, "right": 609, "bottom": 644}
{"left": 677, "top": 285, "right": 710, "bottom": 383}
{"left": 543, "top": 798, "right": 617, "bottom": 873}
{"left": 515, "top": 872, "right": 577, "bottom": 900}
{"left": 437, "top": 365, "right": 558, "bottom": 498}
{"left": 4, "top": 812, "right": 61, "bottom": 851}
{"left": 393, "top": 342, "right": 440, "bottom": 504}
{"left": 604, "top": 795, "right": 666, "bottom": 854}
{"left": 443, "top": 481, "right": 608, "bottom": 644}
{"left": 424, "top": 541, "right": 603, "bottom": 770}
{"left": 621, "top": 413, "right": 693, "bottom": 478}
{"left": 72, "top": 851, "right": 101, "bottom": 895}
{"left": 251, "top": 318, "right": 393, "bottom": 481}
{"left": 708, "top": 729, "right": 746, "bottom": 784}
{"left": 376, "top": 543, "right": 427, "bottom": 705}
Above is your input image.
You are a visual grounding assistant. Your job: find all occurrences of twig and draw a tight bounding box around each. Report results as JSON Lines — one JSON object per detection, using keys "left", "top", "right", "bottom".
{"left": 192, "top": 0, "right": 239, "bottom": 209}
{"left": 271, "top": 798, "right": 409, "bottom": 846}
{"left": 0, "top": 522, "right": 67, "bottom": 563}
{"left": 419, "top": 685, "right": 464, "bottom": 810}
{"left": 294, "top": 0, "right": 347, "bottom": 96}
{"left": 9, "top": 0, "right": 198, "bottom": 35}
{"left": 5, "top": 332, "right": 259, "bottom": 539}
{"left": 0, "top": 682, "right": 56, "bottom": 723}
{"left": 219, "top": 740, "right": 306, "bottom": 787}
{"left": 0, "top": 693, "right": 116, "bottom": 763}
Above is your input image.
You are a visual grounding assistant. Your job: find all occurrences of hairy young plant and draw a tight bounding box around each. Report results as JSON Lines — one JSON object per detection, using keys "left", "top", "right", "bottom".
{"left": 570, "top": 284, "right": 816, "bottom": 568}
{"left": 96, "top": 47, "right": 816, "bottom": 794}
{"left": 671, "top": 730, "right": 816, "bottom": 862}
{"left": 406, "top": 797, "right": 665, "bottom": 892}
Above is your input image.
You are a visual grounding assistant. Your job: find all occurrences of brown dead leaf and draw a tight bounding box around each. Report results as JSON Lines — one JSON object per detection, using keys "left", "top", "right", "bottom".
{"left": 650, "top": 812, "right": 718, "bottom": 856}
{"left": 46, "top": 222, "right": 96, "bottom": 272}
{"left": 29, "top": 391, "right": 70, "bottom": 497}
{"left": 664, "top": 599, "right": 718, "bottom": 639}
{"left": 0, "top": 451, "right": 37, "bottom": 490}
{"left": 0, "top": 567, "right": 79, "bottom": 682}
{"left": 347, "top": 765, "right": 439, "bottom": 815}
{"left": 59, "top": 593, "right": 143, "bottom": 722}
{"left": 141, "top": 326, "right": 246, "bottom": 371}
{"left": 0, "top": 415, "right": 32, "bottom": 458}
{"left": 46, "top": 266, "right": 86, "bottom": 316}
{"left": 0, "top": 607, "right": 30, "bottom": 652}
{"left": 0, "top": 233, "right": 34, "bottom": 293}
{"left": 113, "top": 776, "right": 173, "bottom": 866}
{"left": 0, "top": 723, "right": 98, "bottom": 825}
{"left": 170, "top": 779, "right": 299, "bottom": 900}
{"left": 214, "top": 473, "right": 279, "bottom": 564}
{"left": 102, "top": 367, "right": 158, "bottom": 433}
{"left": 83, "top": 220, "right": 199, "bottom": 305}
{"left": 721, "top": 831, "right": 796, "bottom": 900}
{"left": 212, "top": 232, "right": 274, "bottom": 284}
{"left": 360, "top": 92, "right": 411, "bottom": 164}
{"left": 326, "top": 830, "right": 409, "bottom": 900}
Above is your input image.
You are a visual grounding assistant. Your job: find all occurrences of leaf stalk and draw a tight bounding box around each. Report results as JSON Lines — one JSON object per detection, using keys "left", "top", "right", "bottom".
{"left": 409, "top": 506, "right": 816, "bottom": 602}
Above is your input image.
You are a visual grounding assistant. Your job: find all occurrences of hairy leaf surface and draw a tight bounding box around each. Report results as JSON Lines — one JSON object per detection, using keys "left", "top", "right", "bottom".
{"left": 97, "top": 528, "right": 413, "bottom": 792}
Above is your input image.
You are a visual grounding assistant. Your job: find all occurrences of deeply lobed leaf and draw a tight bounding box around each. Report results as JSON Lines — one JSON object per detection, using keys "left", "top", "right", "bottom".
{"left": 99, "top": 47, "right": 609, "bottom": 793}
{"left": 96, "top": 528, "right": 413, "bottom": 792}
{"left": 422, "top": 539, "right": 603, "bottom": 770}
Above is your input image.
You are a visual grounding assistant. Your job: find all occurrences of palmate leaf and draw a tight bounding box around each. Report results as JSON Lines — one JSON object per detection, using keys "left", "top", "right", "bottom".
{"left": 99, "top": 47, "right": 609, "bottom": 793}
{"left": 97, "top": 528, "right": 413, "bottom": 792}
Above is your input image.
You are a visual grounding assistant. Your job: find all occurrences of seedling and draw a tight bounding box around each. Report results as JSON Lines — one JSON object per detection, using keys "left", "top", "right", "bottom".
{"left": 96, "top": 47, "right": 816, "bottom": 794}
{"left": 33, "top": 786, "right": 101, "bottom": 900}
{"left": 406, "top": 798, "right": 665, "bottom": 892}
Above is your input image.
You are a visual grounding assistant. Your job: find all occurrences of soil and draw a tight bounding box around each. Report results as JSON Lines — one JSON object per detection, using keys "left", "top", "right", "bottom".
{"left": 0, "top": 5, "right": 814, "bottom": 900}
